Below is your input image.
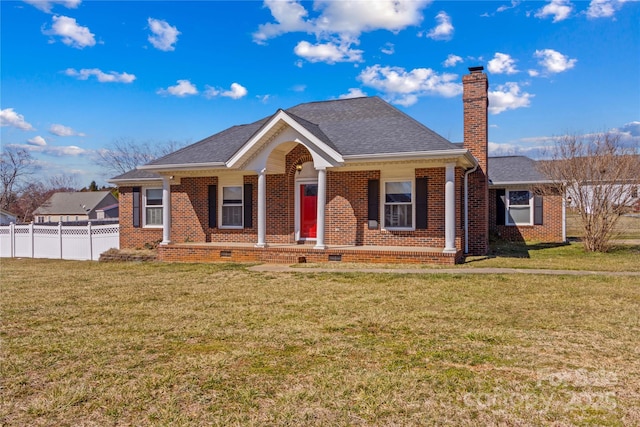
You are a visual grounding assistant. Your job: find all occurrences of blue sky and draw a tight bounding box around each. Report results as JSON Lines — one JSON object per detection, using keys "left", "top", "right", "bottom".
{"left": 1, "top": 0, "right": 639, "bottom": 186}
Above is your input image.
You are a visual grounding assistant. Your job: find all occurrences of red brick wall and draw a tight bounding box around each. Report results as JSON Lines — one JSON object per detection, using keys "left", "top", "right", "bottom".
{"left": 463, "top": 68, "right": 489, "bottom": 255}
{"left": 119, "top": 186, "right": 163, "bottom": 249}
{"left": 119, "top": 163, "right": 467, "bottom": 252}
{"left": 489, "top": 188, "right": 565, "bottom": 243}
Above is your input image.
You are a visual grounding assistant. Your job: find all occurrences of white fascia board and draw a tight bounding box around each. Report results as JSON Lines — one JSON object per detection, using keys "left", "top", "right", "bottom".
{"left": 137, "top": 162, "right": 226, "bottom": 172}
{"left": 226, "top": 110, "right": 344, "bottom": 168}
{"left": 107, "top": 177, "right": 163, "bottom": 185}
{"left": 343, "top": 149, "right": 476, "bottom": 167}
{"left": 489, "top": 180, "right": 554, "bottom": 186}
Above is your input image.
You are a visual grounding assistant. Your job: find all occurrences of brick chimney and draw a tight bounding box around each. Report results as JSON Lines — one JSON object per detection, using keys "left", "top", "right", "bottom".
{"left": 463, "top": 66, "right": 489, "bottom": 256}
{"left": 463, "top": 66, "right": 488, "bottom": 172}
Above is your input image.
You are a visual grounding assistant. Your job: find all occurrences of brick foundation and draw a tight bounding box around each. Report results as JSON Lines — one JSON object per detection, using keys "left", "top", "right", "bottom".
{"left": 158, "top": 244, "right": 463, "bottom": 265}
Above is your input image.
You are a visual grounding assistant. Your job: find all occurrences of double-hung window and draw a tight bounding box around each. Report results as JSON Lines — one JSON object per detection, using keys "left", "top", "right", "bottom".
{"left": 221, "top": 186, "right": 243, "bottom": 228}
{"left": 144, "top": 188, "right": 163, "bottom": 226}
{"left": 506, "top": 190, "right": 533, "bottom": 225}
{"left": 384, "top": 181, "right": 413, "bottom": 229}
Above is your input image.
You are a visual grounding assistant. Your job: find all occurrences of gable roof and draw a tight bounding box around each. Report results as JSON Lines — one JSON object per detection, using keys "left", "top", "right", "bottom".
{"left": 33, "top": 191, "right": 117, "bottom": 215}
{"left": 142, "top": 96, "right": 460, "bottom": 169}
{"left": 110, "top": 168, "right": 163, "bottom": 182}
{"left": 488, "top": 156, "right": 550, "bottom": 185}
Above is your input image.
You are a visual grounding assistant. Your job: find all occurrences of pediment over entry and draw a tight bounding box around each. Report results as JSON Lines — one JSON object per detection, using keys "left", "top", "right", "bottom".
{"left": 227, "top": 109, "right": 345, "bottom": 173}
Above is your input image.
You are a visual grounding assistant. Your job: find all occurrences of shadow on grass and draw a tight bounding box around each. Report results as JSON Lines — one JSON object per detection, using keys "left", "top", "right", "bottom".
{"left": 473, "top": 239, "right": 571, "bottom": 261}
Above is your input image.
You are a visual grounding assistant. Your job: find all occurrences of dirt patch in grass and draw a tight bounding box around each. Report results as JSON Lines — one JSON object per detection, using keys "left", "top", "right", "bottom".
{"left": 2, "top": 259, "right": 639, "bottom": 425}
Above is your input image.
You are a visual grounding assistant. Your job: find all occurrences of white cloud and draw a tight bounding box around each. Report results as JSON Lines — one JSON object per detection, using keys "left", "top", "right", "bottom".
{"left": 147, "top": 18, "right": 180, "bottom": 51}
{"left": 338, "top": 88, "right": 367, "bottom": 99}
{"left": 497, "top": 1, "right": 521, "bottom": 13}
{"left": 358, "top": 65, "right": 462, "bottom": 106}
{"left": 43, "top": 15, "right": 95, "bottom": 48}
{"left": 24, "top": 0, "right": 81, "bottom": 13}
{"left": 64, "top": 68, "right": 136, "bottom": 83}
{"left": 381, "top": 42, "right": 394, "bottom": 55}
{"left": 488, "top": 52, "right": 519, "bottom": 74}
{"left": 204, "top": 83, "right": 248, "bottom": 100}
{"left": 1, "top": 108, "right": 35, "bottom": 131}
{"left": 294, "top": 40, "right": 363, "bottom": 63}
{"left": 157, "top": 80, "right": 198, "bottom": 97}
{"left": 586, "top": 0, "right": 626, "bottom": 19}
{"left": 611, "top": 121, "right": 640, "bottom": 148}
{"left": 255, "top": 0, "right": 429, "bottom": 42}
{"left": 618, "top": 121, "right": 640, "bottom": 137}
{"left": 535, "top": 0, "right": 573, "bottom": 22}
{"left": 28, "top": 136, "right": 47, "bottom": 146}
{"left": 291, "top": 84, "right": 306, "bottom": 92}
{"left": 253, "top": 0, "right": 313, "bottom": 43}
{"left": 528, "top": 69, "right": 540, "bottom": 77}
{"left": 443, "top": 54, "right": 463, "bottom": 67}
{"left": 254, "top": 0, "right": 429, "bottom": 63}
{"left": 9, "top": 143, "right": 88, "bottom": 157}
{"left": 534, "top": 49, "right": 577, "bottom": 73}
{"left": 427, "top": 11, "right": 454, "bottom": 40}
{"left": 49, "top": 123, "right": 85, "bottom": 137}
{"left": 488, "top": 82, "right": 533, "bottom": 114}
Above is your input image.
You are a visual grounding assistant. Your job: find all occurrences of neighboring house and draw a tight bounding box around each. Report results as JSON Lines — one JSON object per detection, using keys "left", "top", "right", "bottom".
{"left": 0, "top": 209, "right": 18, "bottom": 225}
{"left": 110, "top": 67, "right": 564, "bottom": 265}
{"left": 488, "top": 156, "right": 565, "bottom": 243}
{"left": 565, "top": 182, "right": 639, "bottom": 214}
{"left": 96, "top": 203, "right": 120, "bottom": 219}
{"left": 33, "top": 191, "right": 119, "bottom": 223}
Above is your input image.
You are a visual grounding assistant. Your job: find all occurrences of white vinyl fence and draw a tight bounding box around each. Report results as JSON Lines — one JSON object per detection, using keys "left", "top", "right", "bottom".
{"left": 0, "top": 222, "right": 119, "bottom": 261}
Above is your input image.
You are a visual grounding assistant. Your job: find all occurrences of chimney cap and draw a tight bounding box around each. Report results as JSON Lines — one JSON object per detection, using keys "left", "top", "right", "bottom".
{"left": 468, "top": 66, "right": 484, "bottom": 73}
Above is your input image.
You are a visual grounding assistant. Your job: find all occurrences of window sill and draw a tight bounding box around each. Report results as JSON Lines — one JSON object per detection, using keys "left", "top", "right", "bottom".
{"left": 383, "top": 227, "right": 415, "bottom": 232}
{"left": 220, "top": 226, "right": 243, "bottom": 230}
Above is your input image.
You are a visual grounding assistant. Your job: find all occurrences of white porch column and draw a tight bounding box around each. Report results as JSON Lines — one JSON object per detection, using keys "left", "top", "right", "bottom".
{"left": 314, "top": 167, "right": 327, "bottom": 250}
{"left": 255, "top": 168, "right": 267, "bottom": 248}
{"left": 161, "top": 176, "right": 172, "bottom": 245}
{"left": 444, "top": 163, "right": 457, "bottom": 253}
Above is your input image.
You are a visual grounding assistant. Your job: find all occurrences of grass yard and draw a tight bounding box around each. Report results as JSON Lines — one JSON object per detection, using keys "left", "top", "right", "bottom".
{"left": 2, "top": 259, "right": 639, "bottom": 426}
{"left": 566, "top": 212, "right": 640, "bottom": 240}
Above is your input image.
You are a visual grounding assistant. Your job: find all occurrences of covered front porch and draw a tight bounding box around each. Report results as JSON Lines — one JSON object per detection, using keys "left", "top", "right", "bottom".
{"left": 158, "top": 241, "right": 464, "bottom": 265}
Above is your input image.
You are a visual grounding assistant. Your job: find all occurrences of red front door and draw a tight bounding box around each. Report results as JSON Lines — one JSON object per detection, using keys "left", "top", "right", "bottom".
{"left": 300, "top": 184, "right": 318, "bottom": 239}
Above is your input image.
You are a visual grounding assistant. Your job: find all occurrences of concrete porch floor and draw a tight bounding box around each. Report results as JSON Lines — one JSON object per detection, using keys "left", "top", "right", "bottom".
{"left": 158, "top": 241, "right": 463, "bottom": 265}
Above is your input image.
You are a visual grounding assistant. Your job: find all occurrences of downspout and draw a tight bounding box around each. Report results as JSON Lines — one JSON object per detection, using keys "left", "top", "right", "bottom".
{"left": 464, "top": 162, "right": 479, "bottom": 254}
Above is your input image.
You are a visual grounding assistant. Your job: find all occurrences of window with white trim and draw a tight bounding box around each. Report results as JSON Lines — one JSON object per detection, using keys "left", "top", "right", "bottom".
{"left": 221, "top": 185, "right": 243, "bottom": 228}
{"left": 506, "top": 190, "right": 533, "bottom": 225}
{"left": 384, "top": 180, "right": 413, "bottom": 229}
{"left": 144, "top": 188, "right": 163, "bottom": 226}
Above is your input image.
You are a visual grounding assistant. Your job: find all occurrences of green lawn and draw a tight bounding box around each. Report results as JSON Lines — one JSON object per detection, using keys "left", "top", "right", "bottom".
{"left": 567, "top": 212, "right": 640, "bottom": 240}
{"left": 2, "top": 259, "right": 639, "bottom": 426}
{"left": 295, "top": 241, "right": 640, "bottom": 272}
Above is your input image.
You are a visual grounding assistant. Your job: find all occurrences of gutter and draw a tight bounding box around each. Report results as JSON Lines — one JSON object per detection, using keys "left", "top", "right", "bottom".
{"left": 343, "top": 148, "right": 474, "bottom": 163}
{"left": 138, "top": 161, "right": 226, "bottom": 171}
{"left": 464, "top": 162, "right": 479, "bottom": 254}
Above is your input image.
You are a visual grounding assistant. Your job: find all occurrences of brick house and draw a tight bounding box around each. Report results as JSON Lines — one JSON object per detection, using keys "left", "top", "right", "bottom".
{"left": 488, "top": 156, "right": 565, "bottom": 243}
{"left": 110, "top": 67, "right": 565, "bottom": 264}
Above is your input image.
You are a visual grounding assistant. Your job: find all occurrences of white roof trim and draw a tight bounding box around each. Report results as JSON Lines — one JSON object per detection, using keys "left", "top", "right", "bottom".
{"left": 107, "top": 177, "right": 163, "bottom": 184}
{"left": 138, "top": 161, "right": 226, "bottom": 172}
{"left": 226, "top": 110, "right": 344, "bottom": 168}
{"left": 489, "top": 180, "right": 554, "bottom": 186}
{"left": 344, "top": 149, "right": 476, "bottom": 167}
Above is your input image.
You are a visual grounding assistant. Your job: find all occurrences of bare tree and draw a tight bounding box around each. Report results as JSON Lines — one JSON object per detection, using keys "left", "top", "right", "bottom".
{"left": 0, "top": 147, "right": 37, "bottom": 211}
{"left": 48, "top": 174, "right": 79, "bottom": 192}
{"left": 538, "top": 132, "right": 640, "bottom": 252}
{"left": 97, "top": 138, "right": 187, "bottom": 176}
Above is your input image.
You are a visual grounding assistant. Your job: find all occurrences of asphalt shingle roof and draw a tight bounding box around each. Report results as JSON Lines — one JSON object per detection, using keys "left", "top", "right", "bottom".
{"left": 145, "top": 96, "right": 458, "bottom": 167}
{"left": 488, "top": 156, "right": 547, "bottom": 184}
{"left": 110, "top": 169, "right": 163, "bottom": 181}
{"left": 33, "top": 191, "right": 117, "bottom": 215}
